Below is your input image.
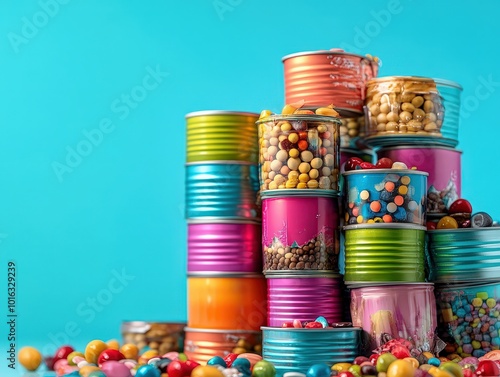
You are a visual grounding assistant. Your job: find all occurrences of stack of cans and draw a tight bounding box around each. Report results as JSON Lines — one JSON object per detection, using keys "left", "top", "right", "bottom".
{"left": 184, "top": 111, "right": 266, "bottom": 363}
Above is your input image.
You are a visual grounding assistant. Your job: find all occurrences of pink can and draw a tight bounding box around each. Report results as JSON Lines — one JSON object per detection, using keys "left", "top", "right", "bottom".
{"left": 187, "top": 220, "right": 262, "bottom": 274}
{"left": 261, "top": 191, "right": 340, "bottom": 273}
{"left": 350, "top": 283, "right": 437, "bottom": 353}
{"left": 376, "top": 146, "right": 461, "bottom": 215}
{"left": 266, "top": 272, "right": 343, "bottom": 327}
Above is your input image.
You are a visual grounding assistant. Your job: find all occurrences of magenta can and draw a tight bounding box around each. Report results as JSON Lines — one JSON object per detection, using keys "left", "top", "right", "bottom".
{"left": 376, "top": 146, "right": 461, "bottom": 215}
{"left": 349, "top": 283, "right": 437, "bottom": 353}
{"left": 266, "top": 272, "right": 343, "bottom": 327}
{"left": 187, "top": 220, "right": 262, "bottom": 274}
{"left": 262, "top": 191, "right": 340, "bottom": 273}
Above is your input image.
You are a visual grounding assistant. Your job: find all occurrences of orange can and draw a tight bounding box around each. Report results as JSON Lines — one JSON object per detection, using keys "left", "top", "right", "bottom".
{"left": 187, "top": 275, "right": 267, "bottom": 331}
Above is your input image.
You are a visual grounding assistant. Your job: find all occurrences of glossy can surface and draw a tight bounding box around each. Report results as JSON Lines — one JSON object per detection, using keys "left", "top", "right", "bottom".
{"left": 262, "top": 194, "right": 340, "bottom": 272}
{"left": 434, "top": 79, "right": 462, "bottom": 143}
{"left": 266, "top": 272, "right": 343, "bottom": 326}
{"left": 262, "top": 327, "right": 361, "bottom": 377}
{"left": 283, "top": 50, "right": 379, "bottom": 115}
{"left": 187, "top": 275, "right": 267, "bottom": 331}
{"left": 187, "top": 220, "right": 262, "bottom": 274}
{"left": 185, "top": 162, "right": 260, "bottom": 220}
{"left": 376, "top": 146, "right": 461, "bottom": 215}
{"left": 183, "top": 327, "right": 262, "bottom": 364}
{"left": 344, "top": 224, "right": 426, "bottom": 283}
{"left": 350, "top": 284, "right": 436, "bottom": 353}
{"left": 427, "top": 228, "right": 500, "bottom": 283}
{"left": 186, "top": 111, "right": 259, "bottom": 163}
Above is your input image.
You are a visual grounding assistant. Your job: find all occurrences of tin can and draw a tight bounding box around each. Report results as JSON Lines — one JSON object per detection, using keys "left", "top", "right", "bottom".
{"left": 282, "top": 49, "right": 379, "bottom": 115}
{"left": 435, "top": 281, "right": 500, "bottom": 358}
{"left": 349, "top": 283, "right": 437, "bottom": 353}
{"left": 343, "top": 169, "right": 428, "bottom": 225}
{"left": 376, "top": 146, "right": 461, "bottom": 215}
{"left": 262, "top": 191, "right": 340, "bottom": 272}
{"left": 183, "top": 327, "right": 261, "bottom": 364}
{"left": 261, "top": 326, "right": 361, "bottom": 377}
{"left": 434, "top": 78, "right": 462, "bottom": 144}
{"left": 187, "top": 275, "right": 267, "bottom": 331}
{"left": 265, "top": 272, "right": 343, "bottom": 327}
{"left": 186, "top": 111, "right": 259, "bottom": 163}
{"left": 185, "top": 161, "right": 260, "bottom": 220}
{"left": 363, "top": 76, "right": 450, "bottom": 148}
{"left": 427, "top": 228, "right": 500, "bottom": 283}
{"left": 340, "top": 115, "right": 366, "bottom": 148}
{"left": 187, "top": 220, "right": 262, "bottom": 274}
{"left": 257, "top": 114, "right": 341, "bottom": 193}
{"left": 344, "top": 224, "right": 426, "bottom": 283}
{"left": 121, "top": 321, "right": 185, "bottom": 353}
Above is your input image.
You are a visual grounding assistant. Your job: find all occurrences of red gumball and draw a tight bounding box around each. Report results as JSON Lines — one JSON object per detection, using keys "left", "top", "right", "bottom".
{"left": 369, "top": 353, "right": 380, "bottom": 365}
{"left": 184, "top": 359, "right": 200, "bottom": 373}
{"left": 353, "top": 356, "right": 369, "bottom": 365}
{"left": 223, "top": 353, "right": 238, "bottom": 367}
{"left": 448, "top": 199, "right": 473, "bottom": 214}
{"left": 359, "top": 162, "right": 376, "bottom": 169}
{"left": 53, "top": 346, "right": 74, "bottom": 364}
{"left": 97, "top": 349, "right": 125, "bottom": 367}
{"left": 426, "top": 221, "right": 437, "bottom": 230}
{"left": 167, "top": 360, "right": 187, "bottom": 377}
{"left": 345, "top": 157, "right": 364, "bottom": 171}
{"left": 476, "top": 359, "right": 500, "bottom": 376}
{"left": 375, "top": 157, "right": 393, "bottom": 169}
{"left": 462, "top": 369, "right": 474, "bottom": 377}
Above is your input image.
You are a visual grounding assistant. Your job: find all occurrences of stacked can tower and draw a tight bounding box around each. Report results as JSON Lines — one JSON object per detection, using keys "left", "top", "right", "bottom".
{"left": 183, "top": 111, "right": 267, "bottom": 364}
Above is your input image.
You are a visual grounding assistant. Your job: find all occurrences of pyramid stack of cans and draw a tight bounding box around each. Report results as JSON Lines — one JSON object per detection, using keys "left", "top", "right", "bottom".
{"left": 184, "top": 111, "right": 266, "bottom": 364}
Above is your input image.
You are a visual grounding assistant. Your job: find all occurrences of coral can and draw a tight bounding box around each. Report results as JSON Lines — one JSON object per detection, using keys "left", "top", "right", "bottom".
{"left": 434, "top": 78, "right": 463, "bottom": 144}
{"left": 186, "top": 111, "right": 259, "bottom": 163}
{"left": 185, "top": 161, "right": 260, "bottom": 220}
{"left": 435, "top": 281, "right": 500, "bottom": 359}
{"left": 376, "top": 146, "right": 461, "bottom": 215}
{"left": 187, "top": 275, "right": 267, "bottom": 331}
{"left": 427, "top": 228, "right": 500, "bottom": 283}
{"left": 183, "top": 328, "right": 262, "bottom": 365}
{"left": 343, "top": 224, "right": 426, "bottom": 284}
{"left": 282, "top": 49, "right": 380, "bottom": 115}
{"left": 349, "top": 283, "right": 437, "bottom": 353}
{"left": 261, "top": 191, "right": 340, "bottom": 272}
{"left": 265, "top": 272, "right": 343, "bottom": 327}
{"left": 187, "top": 220, "right": 262, "bottom": 274}
{"left": 261, "top": 327, "right": 361, "bottom": 377}
{"left": 257, "top": 114, "right": 341, "bottom": 193}
{"left": 343, "top": 169, "right": 428, "bottom": 225}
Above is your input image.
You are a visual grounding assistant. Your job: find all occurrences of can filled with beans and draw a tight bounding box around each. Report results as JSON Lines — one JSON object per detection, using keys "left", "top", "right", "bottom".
{"left": 183, "top": 327, "right": 262, "bottom": 364}
{"left": 376, "top": 146, "right": 461, "bottom": 216}
{"left": 187, "top": 219, "right": 262, "bottom": 274}
{"left": 339, "top": 115, "right": 366, "bottom": 148}
{"left": 349, "top": 283, "right": 437, "bottom": 353}
{"left": 265, "top": 272, "right": 343, "bottom": 327}
{"left": 187, "top": 275, "right": 267, "bottom": 331}
{"left": 261, "top": 191, "right": 340, "bottom": 273}
{"left": 121, "top": 321, "right": 185, "bottom": 354}
{"left": 343, "top": 224, "right": 426, "bottom": 284}
{"left": 343, "top": 168, "right": 428, "bottom": 226}
{"left": 257, "top": 114, "right": 341, "bottom": 193}
{"left": 185, "top": 161, "right": 260, "bottom": 220}
{"left": 186, "top": 111, "right": 259, "bottom": 163}
{"left": 427, "top": 228, "right": 500, "bottom": 283}
{"left": 261, "top": 326, "right": 361, "bottom": 377}
{"left": 282, "top": 49, "right": 379, "bottom": 116}
{"left": 435, "top": 281, "right": 500, "bottom": 359}
{"left": 434, "top": 78, "right": 463, "bottom": 144}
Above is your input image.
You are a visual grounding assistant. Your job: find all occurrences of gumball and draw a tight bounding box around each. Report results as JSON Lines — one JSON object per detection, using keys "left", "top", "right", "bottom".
{"left": 426, "top": 366, "right": 455, "bottom": 377}
{"left": 426, "top": 221, "right": 437, "bottom": 230}
{"left": 306, "top": 363, "right": 330, "bottom": 377}
{"left": 376, "top": 157, "right": 394, "bottom": 169}
{"left": 97, "top": 349, "right": 125, "bottom": 367}
{"left": 136, "top": 364, "right": 162, "bottom": 377}
{"left": 448, "top": 199, "right": 472, "bottom": 214}
{"left": 376, "top": 352, "right": 397, "bottom": 372}
{"left": 191, "top": 365, "right": 225, "bottom": 377}
{"left": 54, "top": 345, "right": 75, "bottom": 364}
{"left": 369, "top": 353, "right": 380, "bottom": 365}
{"left": 345, "top": 157, "right": 364, "bottom": 171}
{"left": 120, "top": 343, "right": 139, "bottom": 360}
{"left": 185, "top": 359, "right": 201, "bottom": 374}
{"left": 167, "top": 360, "right": 187, "bottom": 377}
{"left": 439, "top": 362, "right": 464, "bottom": 377}
{"left": 107, "top": 339, "right": 121, "bottom": 350}
{"left": 360, "top": 161, "right": 376, "bottom": 169}
{"left": 237, "top": 353, "right": 262, "bottom": 369}
{"left": 475, "top": 359, "right": 500, "bottom": 376}
{"left": 100, "top": 360, "right": 133, "bottom": 377}
{"left": 18, "top": 346, "right": 43, "bottom": 371}
{"left": 53, "top": 357, "right": 69, "bottom": 371}
{"left": 413, "top": 369, "right": 433, "bottom": 377}
{"left": 437, "top": 216, "right": 459, "bottom": 229}
{"left": 352, "top": 356, "right": 369, "bottom": 365}
{"left": 360, "top": 364, "right": 377, "bottom": 376}
{"left": 386, "top": 359, "right": 416, "bottom": 377}
{"left": 207, "top": 355, "right": 227, "bottom": 367}
{"left": 252, "top": 360, "right": 277, "bottom": 377}
{"left": 347, "top": 364, "right": 361, "bottom": 376}
{"left": 178, "top": 352, "right": 188, "bottom": 361}
{"left": 67, "top": 351, "right": 85, "bottom": 365}
{"left": 85, "top": 340, "right": 108, "bottom": 364}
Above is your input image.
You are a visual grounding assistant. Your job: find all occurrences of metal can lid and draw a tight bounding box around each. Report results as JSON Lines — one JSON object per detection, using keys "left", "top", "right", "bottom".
{"left": 256, "top": 114, "right": 342, "bottom": 125}
{"left": 433, "top": 78, "right": 463, "bottom": 90}
{"left": 185, "top": 110, "right": 259, "bottom": 119}
{"left": 264, "top": 270, "right": 341, "bottom": 279}
{"left": 184, "top": 327, "right": 261, "bottom": 334}
{"left": 281, "top": 49, "right": 379, "bottom": 64}
{"left": 185, "top": 160, "right": 257, "bottom": 167}
{"left": 187, "top": 273, "right": 264, "bottom": 279}
{"left": 187, "top": 218, "right": 261, "bottom": 225}
{"left": 342, "top": 168, "right": 428, "bottom": 177}
{"left": 261, "top": 189, "right": 340, "bottom": 199}
{"left": 376, "top": 145, "right": 462, "bottom": 154}
{"left": 344, "top": 223, "right": 427, "bottom": 231}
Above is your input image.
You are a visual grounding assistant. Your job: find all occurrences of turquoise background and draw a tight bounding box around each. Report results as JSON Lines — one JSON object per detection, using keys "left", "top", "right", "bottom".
{"left": 1, "top": 0, "right": 500, "bottom": 375}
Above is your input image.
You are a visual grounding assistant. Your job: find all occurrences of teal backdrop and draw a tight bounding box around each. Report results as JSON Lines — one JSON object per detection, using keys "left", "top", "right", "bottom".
{"left": 1, "top": 0, "right": 500, "bottom": 375}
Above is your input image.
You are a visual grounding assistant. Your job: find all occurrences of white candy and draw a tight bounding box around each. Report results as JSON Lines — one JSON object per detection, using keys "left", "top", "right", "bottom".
{"left": 391, "top": 161, "right": 408, "bottom": 170}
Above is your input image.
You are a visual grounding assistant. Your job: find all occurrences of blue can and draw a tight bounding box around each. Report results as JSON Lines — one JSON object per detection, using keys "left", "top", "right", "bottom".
{"left": 185, "top": 161, "right": 260, "bottom": 220}
{"left": 434, "top": 78, "right": 462, "bottom": 146}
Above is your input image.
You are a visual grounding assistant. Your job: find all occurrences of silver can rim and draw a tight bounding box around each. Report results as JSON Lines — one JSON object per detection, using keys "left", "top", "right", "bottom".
{"left": 282, "top": 49, "right": 379, "bottom": 64}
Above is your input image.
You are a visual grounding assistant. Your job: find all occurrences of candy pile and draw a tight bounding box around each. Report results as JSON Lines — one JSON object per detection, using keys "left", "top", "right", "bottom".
{"left": 426, "top": 198, "right": 496, "bottom": 230}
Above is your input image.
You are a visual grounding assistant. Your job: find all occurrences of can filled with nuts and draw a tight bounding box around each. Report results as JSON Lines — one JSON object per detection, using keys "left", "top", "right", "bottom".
{"left": 376, "top": 146, "right": 461, "bottom": 216}
{"left": 434, "top": 78, "right": 463, "bottom": 144}
{"left": 257, "top": 114, "right": 341, "bottom": 193}
{"left": 349, "top": 283, "right": 437, "bottom": 353}
{"left": 339, "top": 115, "right": 366, "bottom": 148}
{"left": 183, "top": 327, "right": 262, "bottom": 364}
{"left": 121, "top": 321, "right": 185, "bottom": 354}
{"left": 187, "top": 274, "right": 267, "bottom": 331}
{"left": 265, "top": 272, "right": 343, "bottom": 327}
{"left": 261, "top": 191, "right": 340, "bottom": 273}
{"left": 185, "top": 161, "right": 260, "bottom": 220}
{"left": 187, "top": 219, "right": 262, "bottom": 274}
{"left": 282, "top": 49, "right": 380, "bottom": 115}
{"left": 362, "top": 76, "right": 451, "bottom": 148}
{"left": 343, "top": 224, "right": 426, "bottom": 284}
{"left": 185, "top": 110, "right": 259, "bottom": 163}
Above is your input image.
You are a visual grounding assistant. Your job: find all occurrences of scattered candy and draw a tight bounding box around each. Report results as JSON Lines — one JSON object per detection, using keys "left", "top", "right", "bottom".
{"left": 18, "top": 346, "right": 43, "bottom": 371}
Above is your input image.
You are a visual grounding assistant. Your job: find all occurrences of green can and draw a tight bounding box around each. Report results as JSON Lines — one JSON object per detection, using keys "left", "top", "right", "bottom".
{"left": 186, "top": 110, "right": 259, "bottom": 163}
{"left": 344, "top": 224, "right": 426, "bottom": 283}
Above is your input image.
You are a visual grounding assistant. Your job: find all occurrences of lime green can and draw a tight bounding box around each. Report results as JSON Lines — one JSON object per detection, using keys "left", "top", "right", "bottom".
{"left": 186, "top": 110, "right": 259, "bottom": 163}
{"left": 344, "top": 224, "right": 426, "bottom": 284}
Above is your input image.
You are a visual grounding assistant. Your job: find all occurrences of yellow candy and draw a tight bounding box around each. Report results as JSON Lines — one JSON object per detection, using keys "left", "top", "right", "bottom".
{"left": 191, "top": 365, "right": 225, "bottom": 377}
{"left": 120, "top": 343, "right": 139, "bottom": 360}
{"left": 427, "top": 366, "right": 455, "bottom": 377}
{"left": 386, "top": 359, "right": 416, "bottom": 377}
{"left": 437, "top": 216, "right": 458, "bottom": 229}
{"left": 67, "top": 351, "right": 85, "bottom": 365}
{"left": 403, "top": 357, "right": 419, "bottom": 368}
{"left": 85, "top": 339, "right": 108, "bottom": 364}
{"left": 79, "top": 365, "right": 101, "bottom": 377}
{"left": 106, "top": 339, "right": 120, "bottom": 350}
{"left": 138, "top": 349, "right": 159, "bottom": 364}
{"left": 472, "top": 297, "right": 483, "bottom": 307}
{"left": 472, "top": 340, "right": 481, "bottom": 350}
{"left": 477, "top": 291, "right": 489, "bottom": 300}
{"left": 331, "top": 363, "right": 352, "bottom": 372}
{"left": 281, "top": 100, "right": 305, "bottom": 115}
{"left": 315, "top": 107, "right": 339, "bottom": 117}
{"left": 18, "top": 346, "right": 42, "bottom": 371}
{"left": 487, "top": 298, "right": 497, "bottom": 308}
{"left": 259, "top": 110, "right": 272, "bottom": 119}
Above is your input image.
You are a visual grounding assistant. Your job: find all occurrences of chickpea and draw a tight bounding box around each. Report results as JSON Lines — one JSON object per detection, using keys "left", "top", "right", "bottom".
{"left": 424, "top": 122, "right": 438, "bottom": 132}
{"left": 401, "top": 102, "right": 415, "bottom": 112}
{"left": 386, "top": 112, "right": 399, "bottom": 122}
{"left": 413, "top": 108, "right": 426, "bottom": 121}
{"left": 267, "top": 145, "right": 278, "bottom": 157}
{"left": 281, "top": 122, "right": 292, "bottom": 131}
{"left": 322, "top": 166, "right": 331, "bottom": 176}
{"left": 379, "top": 103, "right": 390, "bottom": 114}
{"left": 309, "top": 169, "right": 319, "bottom": 179}
{"left": 268, "top": 171, "right": 276, "bottom": 180}
{"left": 423, "top": 100, "right": 434, "bottom": 113}
{"left": 299, "top": 173, "right": 309, "bottom": 183}
{"left": 297, "top": 182, "right": 307, "bottom": 189}
{"left": 274, "top": 174, "right": 286, "bottom": 185}
{"left": 311, "top": 157, "right": 323, "bottom": 169}
{"left": 289, "top": 148, "right": 299, "bottom": 158}
{"left": 369, "top": 104, "right": 381, "bottom": 116}
{"left": 276, "top": 150, "right": 288, "bottom": 162}
{"left": 298, "top": 162, "right": 311, "bottom": 173}
{"left": 386, "top": 122, "right": 398, "bottom": 132}
{"left": 411, "top": 96, "right": 424, "bottom": 108}
{"left": 307, "top": 179, "right": 319, "bottom": 189}
{"left": 287, "top": 158, "right": 300, "bottom": 171}
{"left": 377, "top": 113, "right": 387, "bottom": 123}
{"left": 288, "top": 171, "right": 299, "bottom": 180}
{"left": 301, "top": 150, "right": 314, "bottom": 162}
{"left": 270, "top": 160, "right": 282, "bottom": 172}
{"left": 339, "top": 125, "right": 348, "bottom": 136}
{"left": 269, "top": 181, "right": 278, "bottom": 190}
{"left": 269, "top": 137, "right": 279, "bottom": 146}
{"left": 280, "top": 165, "right": 290, "bottom": 175}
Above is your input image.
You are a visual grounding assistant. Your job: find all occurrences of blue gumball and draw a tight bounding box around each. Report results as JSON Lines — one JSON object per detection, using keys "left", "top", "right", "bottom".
{"left": 306, "top": 363, "right": 331, "bottom": 377}
{"left": 207, "top": 356, "right": 227, "bottom": 368}
{"left": 135, "top": 364, "right": 161, "bottom": 377}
